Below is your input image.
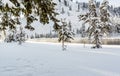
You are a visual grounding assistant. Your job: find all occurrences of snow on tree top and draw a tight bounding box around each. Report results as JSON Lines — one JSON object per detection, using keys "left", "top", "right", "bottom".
{"left": 1, "top": 0, "right": 25, "bottom": 9}
{"left": 2, "top": 0, "right": 16, "bottom": 8}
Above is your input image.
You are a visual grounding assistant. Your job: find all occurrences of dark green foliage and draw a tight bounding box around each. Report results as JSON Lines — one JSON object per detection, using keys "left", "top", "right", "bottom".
{"left": 22, "top": 0, "right": 60, "bottom": 30}
{"left": 0, "top": 0, "right": 60, "bottom": 42}
{"left": 25, "top": 15, "right": 37, "bottom": 31}
{"left": 53, "top": 22, "right": 61, "bottom": 31}
{"left": 10, "top": 0, "right": 20, "bottom": 7}
{"left": 0, "top": 0, "right": 24, "bottom": 33}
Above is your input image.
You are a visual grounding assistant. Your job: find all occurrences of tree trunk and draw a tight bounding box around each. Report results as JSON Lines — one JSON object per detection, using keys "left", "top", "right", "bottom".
{"left": 62, "top": 40, "right": 65, "bottom": 51}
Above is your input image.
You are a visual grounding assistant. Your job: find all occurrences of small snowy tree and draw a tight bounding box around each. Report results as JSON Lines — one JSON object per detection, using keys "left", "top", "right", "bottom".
{"left": 69, "top": 6, "right": 72, "bottom": 11}
{"left": 80, "top": 24, "right": 86, "bottom": 37}
{"left": 4, "top": 29, "right": 16, "bottom": 43}
{"left": 59, "top": 0, "right": 61, "bottom": 2}
{"left": 64, "top": 0, "right": 68, "bottom": 6}
{"left": 58, "top": 19, "right": 74, "bottom": 51}
{"left": 77, "top": 3, "right": 80, "bottom": 12}
{"left": 68, "top": 21, "right": 72, "bottom": 31}
{"left": 16, "top": 26, "right": 26, "bottom": 45}
{"left": 61, "top": 7, "right": 65, "bottom": 14}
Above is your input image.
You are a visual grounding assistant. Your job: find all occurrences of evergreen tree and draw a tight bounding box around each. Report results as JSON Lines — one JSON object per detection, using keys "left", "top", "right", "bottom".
{"left": 15, "top": 26, "right": 26, "bottom": 45}
{"left": 76, "top": 28, "right": 80, "bottom": 34}
{"left": 68, "top": 21, "right": 72, "bottom": 31}
{"left": 58, "top": 0, "right": 61, "bottom": 2}
{"left": 61, "top": 7, "right": 65, "bottom": 14}
{"left": 4, "top": 29, "right": 16, "bottom": 43}
{"left": 80, "top": 24, "right": 86, "bottom": 37}
{"left": 99, "top": 0, "right": 111, "bottom": 35}
{"left": 78, "top": 0, "right": 101, "bottom": 48}
{"left": 64, "top": 0, "right": 68, "bottom": 6}
{"left": 29, "top": 0, "right": 60, "bottom": 32}
{"left": 58, "top": 19, "right": 74, "bottom": 51}
{"left": 77, "top": 3, "right": 80, "bottom": 12}
{"left": 0, "top": 0, "right": 60, "bottom": 42}
{"left": 96, "top": 2, "right": 100, "bottom": 8}
{"left": 78, "top": 0, "right": 111, "bottom": 48}
{"left": 69, "top": 6, "right": 72, "bottom": 11}
{"left": 0, "top": 0, "right": 60, "bottom": 30}
{"left": 88, "top": 0, "right": 102, "bottom": 48}
{"left": 30, "top": 34, "right": 34, "bottom": 39}
{"left": 67, "top": 11, "right": 70, "bottom": 16}
{"left": 0, "top": 2, "right": 22, "bottom": 39}
{"left": 82, "top": 2, "right": 86, "bottom": 10}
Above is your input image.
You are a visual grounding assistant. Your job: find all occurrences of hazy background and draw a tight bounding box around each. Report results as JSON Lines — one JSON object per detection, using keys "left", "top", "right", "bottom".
{"left": 73, "top": 0, "right": 120, "bottom": 7}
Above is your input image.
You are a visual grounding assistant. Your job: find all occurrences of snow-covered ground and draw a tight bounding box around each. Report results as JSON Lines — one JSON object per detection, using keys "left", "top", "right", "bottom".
{"left": 0, "top": 41, "right": 120, "bottom": 76}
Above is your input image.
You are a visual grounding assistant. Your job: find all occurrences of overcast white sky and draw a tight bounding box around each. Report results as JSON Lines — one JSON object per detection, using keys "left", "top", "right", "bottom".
{"left": 73, "top": 0, "right": 120, "bottom": 7}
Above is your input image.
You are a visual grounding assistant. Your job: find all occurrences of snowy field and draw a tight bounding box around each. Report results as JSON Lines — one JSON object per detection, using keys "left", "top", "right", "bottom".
{"left": 0, "top": 41, "right": 120, "bottom": 76}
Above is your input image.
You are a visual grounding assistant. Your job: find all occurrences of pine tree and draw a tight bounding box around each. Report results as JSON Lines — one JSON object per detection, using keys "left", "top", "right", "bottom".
{"left": 96, "top": 2, "right": 100, "bottom": 8}
{"left": 99, "top": 0, "right": 111, "bottom": 35}
{"left": 69, "top": 6, "right": 72, "bottom": 11}
{"left": 64, "top": 0, "right": 68, "bottom": 6}
{"left": 58, "top": 0, "right": 61, "bottom": 2}
{"left": 77, "top": 3, "right": 80, "bottom": 12}
{"left": 23, "top": 0, "right": 60, "bottom": 31}
{"left": 58, "top": 19, "right": 74, "bottom": 51}
{"left": 78, "top": 0, "right": 111, "bottom": 48}
{"left": 80, "top": 24, "right": 86, "bottom": 37}
{"left": 61, "top": 7, "right": 65, "bottom": 14}
{"left": 68, "top": 21, "right": 72, "bottom": 31}
{"left": 4, "top": 29, "right": 16, "bottom": 43}
{"left": 16, "top": 26, "right": 26, "bottom": 45}
{"left": 0, "top": 0, "right": 60, "bottom": 42}
{"left": 0, "top": 0, "right": 3, "bottom": 10}
{"left": 0, "top": 3, "right": 22, "bottom": 39}
{"left": 88, "top": 0, "right": 102, "bottom": 48}
{"left": 22, "top": 0, "right": 37, "bottom": 31}
{"left": 78, "top": 0, "right": 101, "bottom": 48}
{"left": 0, "top": 0, "right": 60, "bottom": 31}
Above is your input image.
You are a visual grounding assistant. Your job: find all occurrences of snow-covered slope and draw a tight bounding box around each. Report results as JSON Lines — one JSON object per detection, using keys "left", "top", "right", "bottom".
{"left": 0, "top": 42, "right": 120, "bottom": 76}
{"left": 0, "top": 0, "right": 120, "bottom": 38}
{"left": 24, "top": 0, "right": 120, "bottom": 36}
{"left": 20, "top": 0, "right": 89, "bottom": 36}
